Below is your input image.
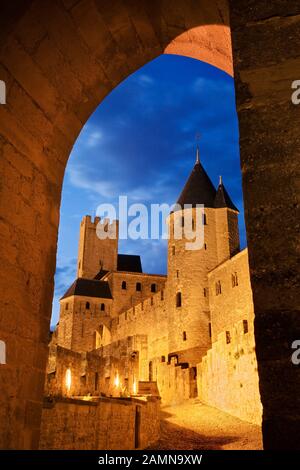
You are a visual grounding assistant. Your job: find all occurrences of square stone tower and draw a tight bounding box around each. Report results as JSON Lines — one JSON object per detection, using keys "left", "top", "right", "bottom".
{"left": 77, "top": 215, "right": 119, "bottom": 279}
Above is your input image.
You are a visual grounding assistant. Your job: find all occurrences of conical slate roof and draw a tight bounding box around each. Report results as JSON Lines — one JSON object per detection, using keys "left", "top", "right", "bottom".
{"left": 176, "top": 152, "right": 216, "bottom": 208}
{"left": 214, "top": 177, "right": 239, "bottom": 212}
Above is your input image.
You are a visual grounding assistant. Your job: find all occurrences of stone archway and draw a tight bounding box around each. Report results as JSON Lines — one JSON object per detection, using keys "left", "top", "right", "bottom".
{"left": 0, "top": 0, "right": 299, "bottom": 450}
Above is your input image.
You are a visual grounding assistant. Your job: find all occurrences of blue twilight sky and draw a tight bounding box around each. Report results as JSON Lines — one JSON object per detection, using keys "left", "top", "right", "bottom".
{"left": 51, "top": 54, "right": 245, "bottom": 327}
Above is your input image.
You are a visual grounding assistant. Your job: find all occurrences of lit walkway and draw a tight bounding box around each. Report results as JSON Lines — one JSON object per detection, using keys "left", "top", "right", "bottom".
{"left": 150, "top": 400, "right": 263, "bottom": 450}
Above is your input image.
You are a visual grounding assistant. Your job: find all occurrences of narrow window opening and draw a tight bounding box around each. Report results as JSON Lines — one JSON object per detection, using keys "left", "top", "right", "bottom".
{"left": 136, "top": 282, "right": 142, "bottom": 292}
{"left": 226, "top": 331, "right": 231, "bottom": 344}
{"left": 176, "top": 292, "right": 182, "bottom": 308}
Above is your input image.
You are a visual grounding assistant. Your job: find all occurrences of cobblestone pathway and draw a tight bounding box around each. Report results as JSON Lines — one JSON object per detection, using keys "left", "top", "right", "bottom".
{"left": 150, "top": 400, "right": 263, "bottom": 450}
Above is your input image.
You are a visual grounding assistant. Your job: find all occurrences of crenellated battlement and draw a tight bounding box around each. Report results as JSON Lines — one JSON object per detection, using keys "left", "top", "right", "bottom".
{"left": 77, "top": 215, "right": 119, "bottom": 278}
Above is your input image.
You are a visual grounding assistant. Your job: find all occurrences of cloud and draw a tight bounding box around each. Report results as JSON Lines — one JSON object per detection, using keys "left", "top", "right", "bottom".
{"left": 67, "top": 163, "right": 116, "bottom": 198}
{"left": 54, "top": 259, "right": 77, "bottom": 296}
{"left": 193, "top": 76, "right": 233, "bottom": 94}
{"left": 137, "top": 74, "right": 155, "bottom": 86}
{"left": 86, "top": 130, "right": 102, "bottom": 147}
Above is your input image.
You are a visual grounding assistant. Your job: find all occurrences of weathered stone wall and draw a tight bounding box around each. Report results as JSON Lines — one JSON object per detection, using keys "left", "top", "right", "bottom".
{"left": 230, "top": 1, "right": 300, "bottom": 448}
{"left": 39, "top": 396, "right": 160, "bottom": 450}
{"left": 198, "top": 248, "right": 261, "bottom": 425}
{"left": 215, "top": 208, "right": 240, "bottom": 264}
{"left": 153, "top": 359, "right": 194, "bottom": 405}
{"left": 45, "top": 345, "right": 105, "bottom": 398}
{"left": 108, "top": 271, "right": 166, "bottom": 317}
{"left": 58, "top": 295, "right": 113, "bottom": 352}
{"left": 112, "top": 288, "right": 168, "bottom": 365}
{"left": 95, "top": 335, "right": 143, "bottom": 397}
{"left": 109, "top": 290, "right": 198, "bottom": 404}
{"left": 197, "top": 318, "right": 262, "bottom": 425}
{"left": 208, "top": 249, "right": 253, "bottom": 342}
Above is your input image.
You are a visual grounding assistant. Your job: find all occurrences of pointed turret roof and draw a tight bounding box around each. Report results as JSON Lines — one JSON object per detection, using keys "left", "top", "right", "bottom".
{"left": 214, "top": 176, "right": 239, "bottom": 212}
{"left": 176, "top": 147, "right": 216, "bottom": 208}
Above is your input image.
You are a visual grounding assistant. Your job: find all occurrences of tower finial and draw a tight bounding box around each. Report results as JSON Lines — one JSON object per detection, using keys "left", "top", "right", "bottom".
{"left": 196, "top": 145, "right": 200, "bottom": 164}
{"left": 219, "top": 175, "right": 222, "bottom": 185}
{"left": 195, "top": 132, "right": 201, "bottom": 164}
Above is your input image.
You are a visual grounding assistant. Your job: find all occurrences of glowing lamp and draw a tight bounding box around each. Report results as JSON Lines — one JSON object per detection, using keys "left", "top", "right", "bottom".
{"left": 132, "top": 380, "right": 137, "bottom": 395}
{"left": 114, "top": 372, "right": 120, "bottom": 388}
{"left": 65, "top": 368, "right": 72, "bottom": 393}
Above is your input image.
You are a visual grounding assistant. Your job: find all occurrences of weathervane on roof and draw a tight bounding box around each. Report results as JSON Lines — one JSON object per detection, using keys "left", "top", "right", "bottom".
{"left": 195, "top": 132, "right": 201, "bottom": 164}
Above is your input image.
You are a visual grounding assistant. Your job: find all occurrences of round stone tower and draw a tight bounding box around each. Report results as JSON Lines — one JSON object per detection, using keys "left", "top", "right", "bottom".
{"left": 166, "top": 147, "right": 240, "bottom": 365}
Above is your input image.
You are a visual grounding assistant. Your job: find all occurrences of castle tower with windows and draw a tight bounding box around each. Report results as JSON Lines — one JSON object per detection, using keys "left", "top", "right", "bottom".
{"left": 166, "top": 148, "right": 240, "bottom": 364}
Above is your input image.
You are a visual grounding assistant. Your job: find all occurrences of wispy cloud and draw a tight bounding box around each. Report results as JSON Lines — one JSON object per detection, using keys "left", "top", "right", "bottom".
{"left": 86, "top": 130, "right": 102, "bottom": 147}
{"left": 67, "top": 163, "right": 116, "bottom": 198}
{"left": 136, "top": 74, "right": 154, "bottom": 86}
